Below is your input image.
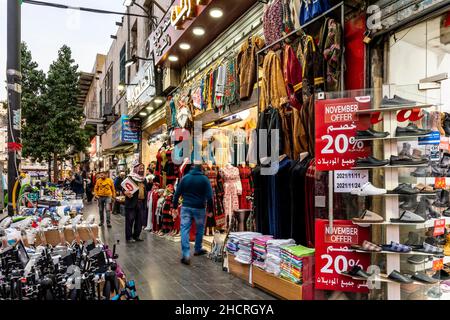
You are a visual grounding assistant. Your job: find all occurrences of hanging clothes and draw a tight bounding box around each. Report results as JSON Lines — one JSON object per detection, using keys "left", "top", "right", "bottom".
{"left": 238, "top": 165, "right": 253, "bottom": 210}
{"left": 203, "top": 164, "right": 225, "bottom": 230}
{"left": 319, "top": 18, "right": 343, "bottom": 92}
{"left": 237, "top": 36, "right": 265, "bottom": 100}
{"left": 161, "top": 187, "right": 174, "bottom": 234}
{"left": 289, "top": 0, "right": 301, "bottom": 30}
{"left": 223, "top": 57, "right": 239, "bottom": 109}
{"left": 289, "top": 156, "right": 312, "bottom": 245}
{"left": 305, "top": 159, "right": 316, "bottom": 247}
{"left": 283, "top": 44, "right": 302, "bottom": 111}
{"left": 215, "top": 64, "right": 227, "bottom": 112}
{"left": 259, "top": 50, "right": 289, "bottom": 111}
{"left": 161, "top": 147, "right": 178, "bottom": 187}
{"left": 263, "top": 0, "right": 283, "bottom": 47}
{"left": 220, "top": 165, "right": 242, "bottom": 226}
{"left": 257, "top": 106, "right": 283, "bottom": 160}
{"left": 233, "top": 129, "right": 247, "bottom": 166}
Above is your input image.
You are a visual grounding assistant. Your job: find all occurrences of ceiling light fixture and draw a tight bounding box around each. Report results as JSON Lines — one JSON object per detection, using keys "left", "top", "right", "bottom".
{"left": 179, "top": 43, "right": 191, "bottom": 50}
{"left": 209, "top": 8, "right": 223, "bottom": 18}
{"left": 168, "top": 55, "right": 179, "bottom": 62}
{"left": 139, "top": 112, "right": 147, "bottom": 117}
{"left": 192, "top": 27, "right": 205, "bottom": 36}
{"left": 154, "top": 98, "right": 164, "bottom": 104}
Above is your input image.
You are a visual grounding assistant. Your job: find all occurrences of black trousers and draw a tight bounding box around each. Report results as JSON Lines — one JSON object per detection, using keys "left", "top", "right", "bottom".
{"left": 125, "top": 200, "right": 144, "bottom": 240}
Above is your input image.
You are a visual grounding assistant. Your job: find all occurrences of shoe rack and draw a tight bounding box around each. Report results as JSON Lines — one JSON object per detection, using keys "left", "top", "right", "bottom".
{"left": 354, "top": 84, "right": 444, "bottom": 300}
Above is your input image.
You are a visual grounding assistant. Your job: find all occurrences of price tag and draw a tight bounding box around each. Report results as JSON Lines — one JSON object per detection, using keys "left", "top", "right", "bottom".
{"left": 435, "top": 177, "right": 446, "bottom": 190}
{"left": 429, "top": 144, "right": 440, "bottom": 162}
{"left": 334, "top": 170, "right": 369, "bottom": 193}
{"left": 433, "top": 258, "right": 444, "bottom": 271}
{"left": 433, "top": 218, "right": 446, "bottom": 237}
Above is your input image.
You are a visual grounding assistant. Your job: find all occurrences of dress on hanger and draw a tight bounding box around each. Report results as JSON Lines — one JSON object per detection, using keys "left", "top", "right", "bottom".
{"left": 238, "top": 165, "right": 252, "bottom": 210}
{"left": 161, "top": 187, "right": 174, "bottom": 234}
{"left": 220, "top": 165, "right": 242, "bottom": 226}
{"left": 203, "top": 164, "right": 226, "bottom": 230}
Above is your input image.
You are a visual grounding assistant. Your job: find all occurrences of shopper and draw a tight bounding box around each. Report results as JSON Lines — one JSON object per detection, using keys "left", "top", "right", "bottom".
{"left": 113, "top": 171, "right": 126, "bottom": 215}
{"left": 172, "top": 164, "right": 213, "bottom": 265}
{"left": 124, "top": 162, "right": 149, "bottom": 243}
{"left": 71, "top": 170, "right": 84, "bottom": 199}
{"left": 93, "top": 171, "right": 116, "bottom": 228}
{"left": 85, "top": 173, "right": 94, "bottom": 204}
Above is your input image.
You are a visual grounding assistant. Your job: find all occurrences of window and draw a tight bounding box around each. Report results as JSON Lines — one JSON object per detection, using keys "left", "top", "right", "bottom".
{"left": 104, "top": 63, "right": 113, "bottom": 114}
{"left": 119, "top": 44, "right": 126, "bottom": 84}
{"left": 99, "top": 89, "right": 103, "bottom": 116}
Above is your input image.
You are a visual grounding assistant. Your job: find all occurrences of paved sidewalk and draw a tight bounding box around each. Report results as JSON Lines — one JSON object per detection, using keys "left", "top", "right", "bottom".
{"left": 85, "top": 202, "right": 275, "bottom": 300}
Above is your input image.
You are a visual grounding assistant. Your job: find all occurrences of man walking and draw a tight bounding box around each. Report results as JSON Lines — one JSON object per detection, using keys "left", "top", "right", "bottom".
{"left": 172, "top": 164, "right": 213, "bottom": 265}
{"left": 71, "top": 170, "right": 84, "bottom": 199}
{"left": 93, "top": 171, "right": 115, "bottom": 228}
{"left": 124, "top": 162, "right": 149, "bottom": 243}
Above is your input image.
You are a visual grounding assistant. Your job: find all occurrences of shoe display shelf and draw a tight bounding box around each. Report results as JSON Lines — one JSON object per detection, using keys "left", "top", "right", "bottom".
{"left": 353, "top": 217, "right": 450, "bottom": 229}
{"left": 358, "top": 85, "right": 443, "bottom": 300}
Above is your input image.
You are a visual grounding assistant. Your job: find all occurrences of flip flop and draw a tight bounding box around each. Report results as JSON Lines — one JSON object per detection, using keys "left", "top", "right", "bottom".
{"left": 390, "top": 210, "right": 426, "bottom": 223}
{"left": 352, "top": 210, "right": 385, "bottom": 223}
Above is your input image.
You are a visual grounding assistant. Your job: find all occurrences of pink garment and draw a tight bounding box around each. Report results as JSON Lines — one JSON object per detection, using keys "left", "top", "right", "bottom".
{"left": 220, "top": 166, "right": 241, "bottom": 225}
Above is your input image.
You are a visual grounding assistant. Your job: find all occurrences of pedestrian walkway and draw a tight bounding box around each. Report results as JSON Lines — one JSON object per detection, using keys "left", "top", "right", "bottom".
{"left": 84, "top": 203, "right": 275, "bottom": 300}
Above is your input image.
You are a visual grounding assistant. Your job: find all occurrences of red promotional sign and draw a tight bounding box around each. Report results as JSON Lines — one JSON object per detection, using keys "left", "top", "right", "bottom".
{"left": 315, "top": 219, "right": 371, "bottom": 293}
{"left": 433, "top": 219, "right": 446, "bottom": 237}
{"left": 315, "top": 97, "right": 371, "bottom": 171}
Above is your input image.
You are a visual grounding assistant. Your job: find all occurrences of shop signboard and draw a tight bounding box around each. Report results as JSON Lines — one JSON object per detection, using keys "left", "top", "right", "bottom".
{"left": 111, "top": 116, "right": 140, "bottom": 147}
{"left": 121, "top": 116, "right": 140, "bottom": 144}
{"left": 315, "top": 97, "right": 371, "bottom": 171}
{"left": 334, "top": 170, "right": 369, "bottom": 193}
{"left": 315, "top": 219, "right": 371, "bottom": 293}
{"left": 126, "top": 60, "right": 156, "bottom": 117}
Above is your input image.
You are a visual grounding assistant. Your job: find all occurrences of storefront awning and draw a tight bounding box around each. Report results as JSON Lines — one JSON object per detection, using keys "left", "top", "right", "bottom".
{"left": 102, "top": 143, "right": 135, "bottom": 156}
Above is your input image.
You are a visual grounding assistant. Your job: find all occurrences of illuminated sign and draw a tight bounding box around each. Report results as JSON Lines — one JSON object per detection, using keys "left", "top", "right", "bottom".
{"left": 170, "top": 0, "right": 205, "bottom": 27}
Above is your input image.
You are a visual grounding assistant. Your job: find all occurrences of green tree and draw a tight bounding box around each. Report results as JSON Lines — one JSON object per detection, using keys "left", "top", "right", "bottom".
{"left": 44, "top": 45, "right": 89, "bottom": 181}
{"left": 20, "top": 42, "right": 50, "bottom": 165}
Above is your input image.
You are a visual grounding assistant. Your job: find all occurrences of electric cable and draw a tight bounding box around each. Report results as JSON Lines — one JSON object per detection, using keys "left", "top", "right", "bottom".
{"left": 22, "top": 0, "right": 149, "bottom": 18}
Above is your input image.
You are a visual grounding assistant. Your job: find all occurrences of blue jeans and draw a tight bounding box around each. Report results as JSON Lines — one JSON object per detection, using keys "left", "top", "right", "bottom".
{"left": 181, "top": 206, "right": 206, "bottom": 259}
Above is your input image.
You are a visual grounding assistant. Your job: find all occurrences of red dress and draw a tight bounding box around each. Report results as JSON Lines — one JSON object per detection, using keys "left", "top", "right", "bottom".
{"left": 238, "top": 165, "right": 253, "bottom": 209}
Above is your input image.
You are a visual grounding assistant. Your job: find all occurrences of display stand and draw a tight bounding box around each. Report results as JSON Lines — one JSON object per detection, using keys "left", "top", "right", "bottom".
{"left": 227, "top": 255, "right": 251, "bottom": 284}
{"left": 352, "top": 84, "right": 444, "bottom": 300}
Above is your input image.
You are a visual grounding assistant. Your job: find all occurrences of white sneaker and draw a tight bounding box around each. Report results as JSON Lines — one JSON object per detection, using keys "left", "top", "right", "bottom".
{"left": 351, "top": 182, "right": 387, "bottom": 196}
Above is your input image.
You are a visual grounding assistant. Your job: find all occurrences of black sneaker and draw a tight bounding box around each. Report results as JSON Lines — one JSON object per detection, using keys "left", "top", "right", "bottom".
{"left": 194, "top": 249, "right": 208, "bottom": 256}
{"left": 356, "top": 128, "right": 389, "bottom": 139}
{"left": 99, "top": 222, "right": 104, "bottom": 227}
{"left": 181, "top": 257, "right": 191, "bottom": 265}
{"left": 107, "top": 224, "right": 112, "bottom": 228}
{"left": 396, "top": 123, "right": 431, "bottom": 137}
{"left": 134, "top": 238, "right": 144, "bottom": 242}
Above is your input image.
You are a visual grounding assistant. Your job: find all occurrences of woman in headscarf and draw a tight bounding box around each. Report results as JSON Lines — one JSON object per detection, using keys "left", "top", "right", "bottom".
{"left": 124, "top": 161, "right": 150, "bottom": 243}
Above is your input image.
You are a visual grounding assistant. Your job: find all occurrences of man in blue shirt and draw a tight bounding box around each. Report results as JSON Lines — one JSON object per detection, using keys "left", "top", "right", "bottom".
{"left": 172, "top": 165, "right": 213, "bottom": 265}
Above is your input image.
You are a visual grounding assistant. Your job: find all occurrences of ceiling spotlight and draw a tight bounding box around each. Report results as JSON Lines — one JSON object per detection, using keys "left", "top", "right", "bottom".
{"left": 168, "top": 55, "right": 179, "bottom": 62}
{"left": 192, "top": 27, "right": 205, "bottom": 36}
{"left": 209, "top": 8, "right": 223, "bottom": 18}
{"left": 146, "top": 106, "right": 154, "bottom": 111}
{"left": 155, "top": 98, "right": 163, "bottom": 104}
{"left": 179, "top": 43, "right": 191, "bottom": 50}
{"left": 139, "top": 112, "right": 147, "bottom": 117}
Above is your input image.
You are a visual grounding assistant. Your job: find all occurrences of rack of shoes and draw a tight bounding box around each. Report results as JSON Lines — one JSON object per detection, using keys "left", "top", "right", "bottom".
{"left": 348, "top": 85, "right": 447, "bottom": 300}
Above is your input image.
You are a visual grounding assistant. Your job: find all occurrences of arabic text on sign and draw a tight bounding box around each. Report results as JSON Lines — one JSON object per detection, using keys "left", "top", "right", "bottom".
{"left": 170, "top": 0, "right": 200, "bottom": 27}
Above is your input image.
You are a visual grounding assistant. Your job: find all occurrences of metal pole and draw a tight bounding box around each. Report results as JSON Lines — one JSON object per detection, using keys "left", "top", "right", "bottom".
{"left": 6, "top": 0, "right": 21, "bottom": 216}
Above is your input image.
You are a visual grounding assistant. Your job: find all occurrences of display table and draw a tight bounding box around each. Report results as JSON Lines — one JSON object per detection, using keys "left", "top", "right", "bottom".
{"left": 252, "top": 266, "right": 306, "bottom": 300}
{"left": 228, "top": 255, "right": 251, "bottom": 284}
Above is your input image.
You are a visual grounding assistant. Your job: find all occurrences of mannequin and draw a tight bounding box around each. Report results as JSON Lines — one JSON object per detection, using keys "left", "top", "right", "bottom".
{"left": 220, "top": 162, "right": 242, "bottom": 228}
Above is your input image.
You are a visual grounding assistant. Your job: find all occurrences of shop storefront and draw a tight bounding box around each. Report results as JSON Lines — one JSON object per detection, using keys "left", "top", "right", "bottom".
{"left": 135, "top": 0, "right": 450, "bottom": 301}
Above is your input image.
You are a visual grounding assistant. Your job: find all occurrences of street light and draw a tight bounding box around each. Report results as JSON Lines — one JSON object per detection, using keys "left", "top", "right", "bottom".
{"left": 125, "top": 55, "right": 153, "bottom": 68}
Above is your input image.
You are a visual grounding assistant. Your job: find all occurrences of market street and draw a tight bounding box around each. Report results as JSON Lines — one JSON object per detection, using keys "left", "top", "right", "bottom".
{"left": 85, "top": 203, "right": 274, "bottom": 300}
